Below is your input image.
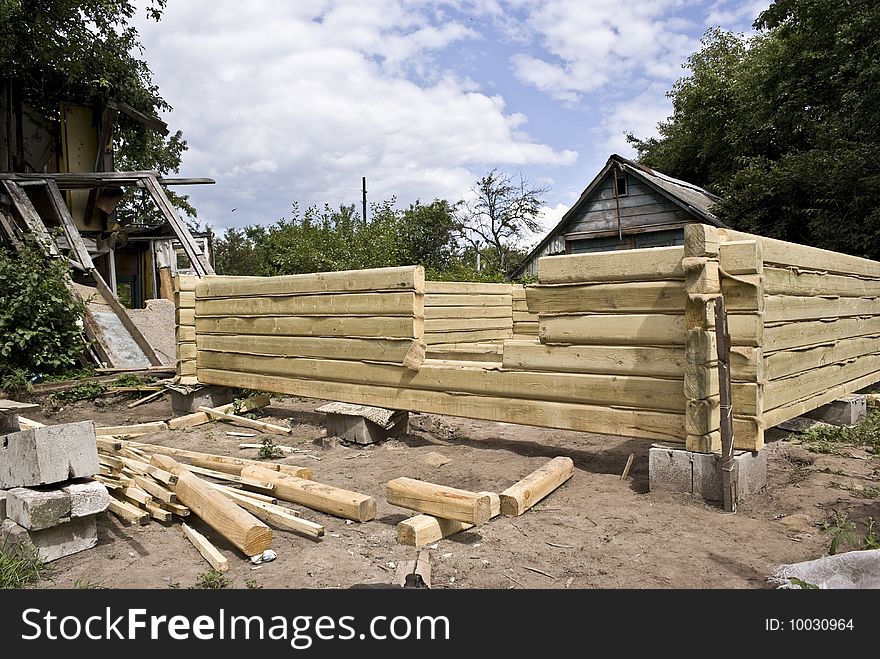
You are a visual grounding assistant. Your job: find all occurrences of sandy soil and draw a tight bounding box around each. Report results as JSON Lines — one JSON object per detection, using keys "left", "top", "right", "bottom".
{"left": 22, "top": 393, "right": 880, "bottom": 590}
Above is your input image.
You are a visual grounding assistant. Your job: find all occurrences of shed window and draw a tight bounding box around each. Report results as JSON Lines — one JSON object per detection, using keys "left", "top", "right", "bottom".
{"left": 613, "top": 170, "right": 628, "bottom": 196}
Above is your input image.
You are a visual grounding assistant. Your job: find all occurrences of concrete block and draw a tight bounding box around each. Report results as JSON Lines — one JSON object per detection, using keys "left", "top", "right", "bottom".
{"left": 171, "top": 385, "right": 234, "bottom": 415}
{"left": 649, "top": 445, "right": 767, "bottom": 504}
{"left": 0, "top": 415, "right": 20, "bottom": 433}
{"left": 0, "top": 490, "right": 6, "bottom": 521}
{"left": 6, "top": 486, "right": 71, "bottom": 530}
{"left": 1, "top": 516, "right": 98, "bottom": 563}
{"left": 803, "top": 394, "right": 867, "bottom": 426}
{"left": 0, "top": 421, "right": 99, "bottom": 489}
{"left": 61, "top": 479, "right": 110, "bottom": 517}
{"left": 325, "top": 412, "right": 408, "bottom": 445}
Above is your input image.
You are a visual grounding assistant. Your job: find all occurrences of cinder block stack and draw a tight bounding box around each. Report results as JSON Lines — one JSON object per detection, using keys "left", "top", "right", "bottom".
{"left": 0, "top": 420, "right": 109, "bottom": 562}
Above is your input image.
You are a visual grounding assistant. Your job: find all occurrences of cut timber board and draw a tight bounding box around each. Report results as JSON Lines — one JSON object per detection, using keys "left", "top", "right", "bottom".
{"left": 196, "top": 266, "right": 424, "bottom": 297}
{"left": 386, "top": 477, "right": 491, "bottom": 525}
{"left": 198, "top": 368, "right": 687, "bottom": 443}
{"left": 763, "top": 316, "right": 880, "bottom": 352}
{"left": 526, "top": 281, "right": 685, "bottom": 313}
{"left": 195, "top": 315, "right": 423, "bottom": 339}
{"left": 196, "top": 292, "right": 421, "bottom": 317}
{"left": 539, "top": 314, "right": 686, "bottom": 346}
{"left": 197, "top": 334, "right": 422, "bottom": 363}
{"left": 501, "top": 340, "right": 687, "bottom": 378}
{"left": 182, "top": 522, "right": 229, "bottom": 572}
{"left": 538, "top": 245, "right": 685, "bottom": 283}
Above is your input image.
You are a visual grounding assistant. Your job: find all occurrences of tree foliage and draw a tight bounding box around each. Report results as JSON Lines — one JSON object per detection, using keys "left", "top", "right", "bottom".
{"left": 455, "top": 170, "right": 546, "bottom": 272}
{"left": 0, "top": 0, "right": 193, "bottom": 219}
{"left": 0, "top": 240, "right": 86, "bottom": 386}
{"left": 628, "top": 0, "right": 880, "bottom": 258}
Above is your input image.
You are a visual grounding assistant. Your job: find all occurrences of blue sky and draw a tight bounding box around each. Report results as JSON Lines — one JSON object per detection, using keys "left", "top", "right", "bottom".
{"left": 134, "top": 0, "right": 767, "bottom": 247}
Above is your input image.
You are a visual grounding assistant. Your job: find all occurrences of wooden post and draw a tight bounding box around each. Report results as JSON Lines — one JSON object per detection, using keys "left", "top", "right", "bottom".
{"left": 714, "top": 297, "right": 737, "bottom": 513}
{"left": 386, "top": 477, "right": 492, "bottom": 525}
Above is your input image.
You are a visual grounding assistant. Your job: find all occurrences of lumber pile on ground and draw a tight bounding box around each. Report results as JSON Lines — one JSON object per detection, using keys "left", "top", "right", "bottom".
{"left": 392, "top": 457, "right": 573, "bottom": 546}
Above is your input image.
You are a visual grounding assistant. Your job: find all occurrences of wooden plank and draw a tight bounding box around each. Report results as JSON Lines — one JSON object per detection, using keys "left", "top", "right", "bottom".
{"left": 119, "top": 486, "right": 152, "bottom": 506}
{"left": 386, "top": 477, "right": 491, "bottom": 525}
{"left": 499, "top": 457, "right": 574, "bottom": 516}
{"left": 98, "top": 454, "right": 124, "bottom": 470}
{"left": 763, "top": 268, "right": 880, "bottom": 298}
{"left": 764, "top": 335, "right": 880, "bottom": 380}
{"left": 177, "top": 308, "right": 195, "bottom": 326}
{"left": 764, "top": 295, "right": 880, "bottom": 323}
{"left": 538, "top": 245, "right": 685, "bottom": 284}
{"left": 198, "top": 368, "right": 687, "bottom": 443}
{"left": 43, "top": 179, "right": 95, "bottom": 268}
{"left": 141, "top": 176, "right": 212, "bottom": 275}
{"left": 167, "top": 395, "right": 270, "bottom": 430}
{"left": 195, "top": 351, "right": 686, "bottom": 411}
{"left": 512, "top": 312, "right": 537, "bottom": 322}
{"left": 1, "top": 181, "right": 59, "bottom": 255}
{"left": 763, "top": 315, "right": 880, "bottom": 352}
{"left": 144, "top": 501, "right": 172, "bottom": 522}
{"left": 107, "top": 497, "right": 149, "bottom": 525}
{"left": 96, "top": 421, "right": 168, "bottom": 437}
{"left": 152, "top": 454, "right": 272, "bottom": 555}
{"left": 526, "top": 281, "right": 685, "bottom": 314}
{"left": 718, "top": 240, "right": 762, "bottom": 275}
{"left": 539, "top": 314, "right": 686, "bottom": 346}
{"left": 718, "top": 228, "right": 880, "bottom": 278}
{"left": 197, "top": 406, "right": 292, "bottom": 435}
{"left": 197, "top": 266, "right": 424, "bottom": 298}
{"left": 425, "top": 281, "right": 511, "bottom": 295}
{"left": 195, "top": 315, "right": 422, "bottom": 339}
{"left": 182, "top": 522, "right": 229, "bottom": 572}
{"left": 424, "top": 329, "right": 511, "bottom": 343}
{"left": 762, "top": 369, "right": 880, "bottom": 428}
{"left": 503, "top": 340, "right": 687, "bottom": 378}
{"left": 128, "top": 441, "right": 312, "bottom": 479}
{"left": 764, "top": 352, "right": 880, "bottom": 411}
{"left": 424, "top": 318, "right": 512, "bottom": 332}
{"left": 177, "top": 343, "right": 197, "bottom": 361}
{"left": 396, "top": 492, "right": 499, "bottom": 546}
{"left": 176, "top": 326, "right": 196, "bottom": 342}
{"left": 424, "top": 294, "right": 512, "bottom": 307}
{"left": 196, "top": 291, "right": 420, "bottom": 317}
{"left": 118, "top": 456, "right": 177, "bottom": 486}
{"left": 160, "top": 501, "right": 191, "bottom": 517}
{"left": 425, "top": 305, "right": 511, "bottom": 319}
{"left": 241, "top": 466, "right": 377, "bottom": 522}
{"left": 215, "top": 488, "right": 324, "bottom": 538}
{"left": 184, "top": 464, "right": 277, "bottom": 493}
{"left": 197, "top": 334, "right": 422, "bottom": 364}
{"left": 133, "top": 475, "right": 177, "bottom": 503}
{"left": 175, "top": 290, "right": 196, "bottom": 309}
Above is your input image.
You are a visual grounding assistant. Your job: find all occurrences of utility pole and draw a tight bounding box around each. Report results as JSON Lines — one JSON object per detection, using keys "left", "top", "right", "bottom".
{"left": 362, "top": 176, "right": 367, "bottom": 223}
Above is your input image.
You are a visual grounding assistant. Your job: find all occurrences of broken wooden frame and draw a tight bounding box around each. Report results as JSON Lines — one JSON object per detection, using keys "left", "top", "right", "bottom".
{"left": 176, "top": 225, "right": 880, "bottom": 453}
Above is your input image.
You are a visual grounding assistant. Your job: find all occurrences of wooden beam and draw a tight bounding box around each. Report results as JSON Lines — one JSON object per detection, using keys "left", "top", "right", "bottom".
{"left": 167, "top": 395, "right": 270, "bottom": 430}
{"left": 539, "top": 314, "right": 686, "bottom": 346}
{"left": 424, "top": 329, "right": 511, "bottom": 343}
{"left": 425, "top": 305, "right": 510, "bottom": 319}
{"left": 197, "top": 406, "right": 292, "bottom": 435}
{"left": 182, "top": 522, "right": 229, "bottom": 572}
{"left": 184, "top": 464, "right": 277, "bottom": 493}
{"left": 526, "top": 280, "right": 686, "bottom": 314}
{"left": 424, "top": 318, "right": 512, "bottom": 332}
{"left": 107, "top": 497, "right": 149, "bottom": 525}
{"left": 144, "top": 501, "right": 172, "bottom": 522}
{"left": 763, "top": 315, "right": 880, "bottom": 352}
{"left": 240, "top": 466, "right": 377, "bottom": 522}
{"left": 764, "top": 295, "right": 880, "bottom": 323}
{"left": 195, "top": 316, "right": 423, "bottom": 340}
{"left": 1, "top": 180, "right": 59, "bottom": 255}
{"left": 207, "top": 482, "right": 277, "bottom": 504}
{"left": 196, "top": 336, "right": 423, "bottom": 367}
{"left": 718, "top": 240, "right": 762, "bottom": 275}
{"left": 151, "top": 454, "right": 272, "bottom": 556}
{"left": 396, "top": 492, "right": 500, "bottom": 546}
{"left": 197, "top": 266, "right": 425, "bottom": 298}
{"left": 386, "top": 478, "right": 491, "bottom": 525}
{"left": 118, "top": 456, "right": 177, "bottom": 486}
{"left": 763, "top": 351, "right": 880, "bottom": 411}
{"left": 501, "top": 340, "right": 687, "bottom": 378}
{"left": 215, "top": 488, "right": 324, "bottom": 539}
{"left": 96, "top": 421, "right": 168, "bottom": 437}
{"left": 425, "top": 282, "right": 511, "bottom": 295}
{"left": 538, "top": 245, "right": 685, "bottom": 283}
{"left": 764, "top": 334, "right": 880, "bottom": 380}
{"left": 133, "top": 475, "right": 177, "bottom": 503}
{"left": 499, "top": 457, "right": 574, "bottom": 516}
{"left": 196, "top": 291, "right": 421, "bottom": 317}
{"left": 42, "top": 180, "right": 95, "bottom": 269}
{"left": 197, "top": 368, "right": 688, "bottom": 443}
{"left": 425, "top": 294, "right": 512, "bottom": 307}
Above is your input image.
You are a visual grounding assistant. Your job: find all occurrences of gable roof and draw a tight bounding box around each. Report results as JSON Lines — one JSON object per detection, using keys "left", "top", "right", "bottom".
{"left": 510, "top": 154, "right": 727, "bottom": 278}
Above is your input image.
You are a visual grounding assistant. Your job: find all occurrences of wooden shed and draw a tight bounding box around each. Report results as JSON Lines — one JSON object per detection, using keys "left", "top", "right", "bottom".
{"left": 511, "top": 154, "right": 726, "bottom": 279}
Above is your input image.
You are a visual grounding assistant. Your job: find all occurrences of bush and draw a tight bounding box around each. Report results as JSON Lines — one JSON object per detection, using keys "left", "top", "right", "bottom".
{"left": 0, "top": 240, "right": 86, "bottom": 385}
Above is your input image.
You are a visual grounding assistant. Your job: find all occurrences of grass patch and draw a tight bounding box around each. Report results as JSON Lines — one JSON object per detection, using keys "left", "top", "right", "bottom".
{"left": 72, "top": 577, "right": 104, "bottom": 589}
{"left": 794, "top": 400, "right": 880, "bottom": 456}
{"left": 0, "top": 550, "right": 47, "bottom": 589}
{"left": 193, "top": 570, "right": 229, "bottom": 589}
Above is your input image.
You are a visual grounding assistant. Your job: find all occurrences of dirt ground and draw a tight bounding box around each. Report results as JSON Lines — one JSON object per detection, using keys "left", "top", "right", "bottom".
{"left": 22, "top": 392, "right": 880, "bottom": 590}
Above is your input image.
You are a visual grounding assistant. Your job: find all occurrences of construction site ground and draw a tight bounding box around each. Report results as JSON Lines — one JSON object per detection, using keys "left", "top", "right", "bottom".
{"left": 23, "top": 394, "right": 880, "bottom": 589}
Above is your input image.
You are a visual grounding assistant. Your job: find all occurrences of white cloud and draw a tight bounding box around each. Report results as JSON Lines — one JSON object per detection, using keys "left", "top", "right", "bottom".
{"left": 135, "top": 0, "right": 576, "bottom": 229}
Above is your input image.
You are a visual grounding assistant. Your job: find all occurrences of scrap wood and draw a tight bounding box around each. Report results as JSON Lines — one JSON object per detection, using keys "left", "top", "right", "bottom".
{"left": 386, "top": 477, "right": 491, "bottom": 525}
{"left": 522, "top": 566, "right": 556, "bottom": 580}
{"left": 167, "top": 395, "right": 270, "bottom": 430}
{"left": 500, "top": 456, "right": 574, "bottom": 517}
{"left": 207, "top": 482, "right": 278, "bottom": 504}
{"left": 394, "top": 549, "right": 431, "bottom": 588}
{"left": 185, "top": 464, "right": 277, "bottom": 494}
{"left": 107, "top": 496, "right": 149, "bottom": 526}
{"left": 238, "top": 442, "right": 296, "bottom": 452}
{"left": 160, "top": 501, "right": 190, "bottom": 517}
{"left": 182, "top": 522, "right": 229, "bottom": 572}
{"left": 144, "top": 501, "right": 172, "bottom": 522}
{"left": 227, "top": 431, "right": 257, "bottom": 438}
{"left": 16, "top": 415, "right": 45, "bottom": 430}
{"left": 215, "top": 488, "right": 324, "bottom": 539}
{"left": 127, "top": 389, "right": 167, "bottom": 409}
{"left": 396, "top": 492, "right": 500, "bottom": 547}
{"left": 620, "top": 453, "right": 635, "bottom": 480}
{"left": 151, "top": 454, "right": 273, "bottom": 556}
{"left": 96, "top": 421, "right": 168, "bottom": 437}
{"left": 197, "top": 406, "right": 292, "bottom": 435}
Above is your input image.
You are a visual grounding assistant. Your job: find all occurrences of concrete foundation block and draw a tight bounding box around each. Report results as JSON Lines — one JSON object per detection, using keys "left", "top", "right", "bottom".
{"left": 649, "top": 445, "right": 767, "bottom": 504}
{"left": 0, "top": 490, "right": 6, "bottom": 521}
{"left": 6, "top": 486, "right": 71, "bottom": 530}
{"left": 1, "top": 516, "right": 98, "bottom": 563}
{"left": 62, "top": 479, "right": 110, "bottom": 518}
{"left": 0, "top": 415, "right": 20, "bottom": 433}
{"left": 171, "top": 385, "right": 235, "bottom": 415}
{"left": 325, "top": 412, "right": 408, "bottom": 446}
{"left": 803, "top": 394, "right": 867, "bottom": 426}
{"left": 0, "top": 421, "right": 99, "bottom": 489}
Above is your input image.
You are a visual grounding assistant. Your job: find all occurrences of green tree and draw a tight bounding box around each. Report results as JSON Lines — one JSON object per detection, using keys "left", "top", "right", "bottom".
{"left": 456, "top": 170, "right": 546, "bottom": 274}
{"left": 628, "top": 0, "right": 880, "bottom": 258}
{"left": 0, "top": 0, "right": 194, "bottom": 221}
